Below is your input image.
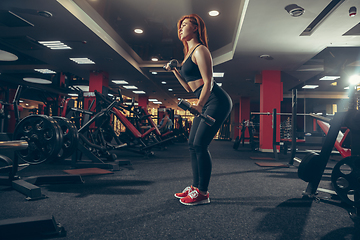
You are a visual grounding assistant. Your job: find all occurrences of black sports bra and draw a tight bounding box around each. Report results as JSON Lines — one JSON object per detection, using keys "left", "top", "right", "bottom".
{"left": 180, "top": 44, "right": 202, "bottom": 82}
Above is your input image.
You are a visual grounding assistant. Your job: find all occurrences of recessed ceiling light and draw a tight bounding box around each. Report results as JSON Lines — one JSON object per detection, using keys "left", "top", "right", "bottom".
{"left": 0, "top": 50, "right": 18, "bottom": 61}
{"left": 168, "top": 88, "right": 173, "bottom": 91}
{"left": 161, "top": 81, "right": 166, "bottom": 84}
{"left": 217, "top": 83, "right": 222, "bottom": 86}
{"left": 70, "top": 58, "right": 95, "bottom": 64}
{"left": 112, "top": 80, "right": 128, "bottom": 84}
{"left": 151, "top": 57, "right": 159, "bottom": 61}
{"left": 133, "top": 90, "right": 146, "bottom": 94}
{"left": 123, "top": 85, "right": 138, "bottom": 89}
{"left": 23, "top": 77, "right": 52, "bottom": 84}
{"left": 153, "top": 101, "right": 163, "bottom": 104}
{"left": 68, "top": 93, "right": 78, "bottom": 96}
{"left": 213, "top": 72, "right": 224, "bottom": 77}
{"left": 134, "top": 29, "right": 143, "bottom": 34}
{"left": 149, "top": 99, "right": 158, "bottom": 102}
{"left": 34, "top": 69, "right": 56, "bottom": 74}
{"left": 344, "top": 86, "right": 349, "bottom": 89}
{"left": 319, "top": 76, "right": 340, "bottom": 80}
{"left": 38, "top": 41, "right": 72, "bottom": 50}
{"left": 209, "top": 10, "right": 219, "bottom": 17}
{"left": 152, "top": 72, "right": 158, "bottom": 75}
{"left": 330, "top": 82, "right": 337, "bottom": 86}
{"left": 302, "top": 85, "right": 319, "bottom": 89}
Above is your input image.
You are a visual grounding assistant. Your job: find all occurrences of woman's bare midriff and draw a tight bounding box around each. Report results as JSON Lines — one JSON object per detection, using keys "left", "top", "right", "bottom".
{"left": 188, "top": 79, "right": 204, "bottom": 92}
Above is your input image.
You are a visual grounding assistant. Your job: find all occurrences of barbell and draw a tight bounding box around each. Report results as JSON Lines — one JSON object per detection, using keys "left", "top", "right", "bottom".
{"left": 11, "top": 115, "right": 78, "bottom": 164}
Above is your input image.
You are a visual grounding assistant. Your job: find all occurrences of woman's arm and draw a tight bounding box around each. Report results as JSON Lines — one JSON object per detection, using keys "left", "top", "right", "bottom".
{"left": 165, "top": 62, "right": 192, "bottom": 92}
{"left": 193, "top": 46, "right": 213, "bottom": 111}
{"left": 173, "top": 69, "right": 192, "bottom": 92}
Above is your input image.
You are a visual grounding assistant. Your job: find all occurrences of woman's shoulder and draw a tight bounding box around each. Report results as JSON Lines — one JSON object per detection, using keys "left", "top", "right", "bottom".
{"left": 193, "top": 44, "right": 211, "bottom": 57}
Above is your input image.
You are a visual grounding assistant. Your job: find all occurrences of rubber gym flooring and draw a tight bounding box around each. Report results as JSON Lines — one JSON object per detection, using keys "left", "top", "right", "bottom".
{"left": 0, "top": 140, "right": 358, "bottom": 240}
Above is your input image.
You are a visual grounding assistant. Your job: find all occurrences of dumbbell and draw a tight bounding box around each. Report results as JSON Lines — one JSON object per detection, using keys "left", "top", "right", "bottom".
{"left": 178, "top": 99, "right": 215, "bottom": 126}
{"left": 163, "top": 59, "right": 180, "bottom": 71}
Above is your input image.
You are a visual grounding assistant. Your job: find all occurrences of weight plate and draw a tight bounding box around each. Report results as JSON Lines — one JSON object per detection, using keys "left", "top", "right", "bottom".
{"left": 52, "top": 116, "right": 79, "bottom": 160}
{"left": 331, "top": 156, "right": 360, "bottom": 208}
{"left": 298, "top": 152, "right": 322, "bottom": 182}
{"left": 13, "top": 115, "right": 63, "bottom": 164}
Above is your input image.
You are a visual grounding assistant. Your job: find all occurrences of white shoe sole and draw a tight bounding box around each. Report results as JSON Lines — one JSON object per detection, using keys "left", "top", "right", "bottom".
{"left": 179, "top": 198, "right": 210, "bottom": 206}
{"left": 174, "top": 194, "right": 185, "bottom": 199}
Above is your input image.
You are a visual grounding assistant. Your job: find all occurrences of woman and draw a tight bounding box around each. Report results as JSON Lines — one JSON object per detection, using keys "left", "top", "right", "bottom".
{"left": 165, "top": 14, "right": 233, "bottom": 206}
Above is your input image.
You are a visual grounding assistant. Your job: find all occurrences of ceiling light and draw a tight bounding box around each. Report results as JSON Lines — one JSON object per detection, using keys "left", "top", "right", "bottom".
{"left": 152, "top": 72, "right": 158, "bottom": 75}
{"left": 209, "top": 10, "right": 220, "bottom": 17}
{"left": 349, "top": 74, "right": 360, "bottom": 85}
{"left": 39, "top": 41, "right": 72, "bottom": 50}
{"left": 302, "top": 85, "right": 319, "bottom": 89}
{"left": 344, "top": 86, "right": 349, "bottom": 89}
{"left": 153, "top": 101, "right": 163, "bottom": 104}
{"left": 213, "top": 72, "right": 224, "bottom": 77}
{"left": 149, "top": 99, "right": 158, "bottom": 102}
{"left": 319, "top": 76, "right": 340, "bottom": 80}
{"left": 151, "top": 57, "right": 159, "bottom": 62}
{"left": 112, "top": 80, "right": 128, "bottom": 84}
{"left": 70, "top": 58, "right": 95, "bottom": 64}
{"left": 330, "top": 82, "right": 337, "bottom": 86}
{"left": 68, "top": 93, "right": 78, "bottom": 96}
{"left": 34, "top": 69, "right": 56, "bottom": 74}
{"left": 23, "top": 77, "right": 52, "bottom": 84}
{"left": 161, "top": 81, "right": 166, "bottom": 84}
{"left": 134, "top": 29, "right": 143, "bottom": 34}
{"left": 285, "top": 4, "right": 305, "bottom": 17}
{"left": 168, "top": 89, "right": 173, "bottom": 91}
{"left": 133, "top": 90, "right": 146, "bottom": 94}
{"left": 217, "top": 83, "right": 223, "bottom": 86}
{"left": 0, "top": 50, "right": 18, "bottom": 61}
{"left": 73, "top": 85, "right": 89, "bottom": 92}
{"left": 123, "top": 85, "right": 138, "bottom": 89}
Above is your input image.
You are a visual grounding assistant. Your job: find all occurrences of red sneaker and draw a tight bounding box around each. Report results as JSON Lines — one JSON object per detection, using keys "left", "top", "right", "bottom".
{"left": 174, "top": 186, "right": 194, "bottom": 199}
{"left": 179, "top": 188, "right": 210, "bottom": 206}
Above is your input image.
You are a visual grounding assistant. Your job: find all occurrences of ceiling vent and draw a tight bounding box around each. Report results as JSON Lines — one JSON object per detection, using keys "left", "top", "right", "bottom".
{"left": 285, "top": 4, "right": 305, "bottom": 17}
{"left": 301, "top": 0, "right": 345, "bottom": 36}
{"left": 0, "top": 10, "right": 34, "bottom": 27}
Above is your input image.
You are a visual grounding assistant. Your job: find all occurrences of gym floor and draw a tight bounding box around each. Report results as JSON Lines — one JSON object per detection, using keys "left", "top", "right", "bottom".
{"left": 0, "top": 140, "right": 358, "bottom": 240}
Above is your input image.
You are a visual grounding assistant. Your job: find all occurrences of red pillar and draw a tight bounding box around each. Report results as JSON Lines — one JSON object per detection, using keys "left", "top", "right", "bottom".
{"left": 259, "top": 70, "right": 283, "bottom": 152}
{"left": 138, "top": 95, "right": 148, "bottom": 109}
{"left": 239, "top": 97, "right": 250, "bottom": 141}
{"left": 86, "top": 71, "right": 109, "bottom": 111}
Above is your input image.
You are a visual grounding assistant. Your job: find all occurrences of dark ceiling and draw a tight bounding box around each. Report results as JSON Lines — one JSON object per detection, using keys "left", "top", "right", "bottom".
{"left": 0, "top": 0, "right": 360, "bottom": 109}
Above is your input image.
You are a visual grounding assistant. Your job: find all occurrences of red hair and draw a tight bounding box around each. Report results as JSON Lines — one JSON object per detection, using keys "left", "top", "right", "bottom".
{"left": 177, "top": 14, "right": 208, "bottom": 59}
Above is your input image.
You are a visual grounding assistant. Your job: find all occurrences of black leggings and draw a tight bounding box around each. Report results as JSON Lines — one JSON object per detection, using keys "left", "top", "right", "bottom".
{"left": 188, "top": 83, "right": 232, "bottom": 192}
